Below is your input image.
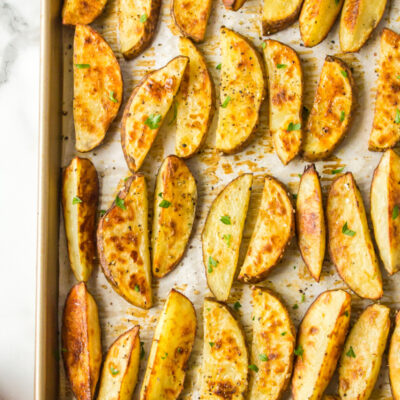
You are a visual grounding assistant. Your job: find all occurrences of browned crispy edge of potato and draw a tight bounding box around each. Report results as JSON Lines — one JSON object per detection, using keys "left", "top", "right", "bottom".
{"left": 262, "top": 0, "right": 303, "bottom": 35}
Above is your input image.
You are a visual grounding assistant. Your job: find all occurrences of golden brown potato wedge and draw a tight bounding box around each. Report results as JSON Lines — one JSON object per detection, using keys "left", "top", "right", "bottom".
{"left": 263, "top": 39, "right": 303, "bottom": 165}
{"left": 262, "top": 0, "right": 303, "bottom": 35}
{"left": 249, "top": 287, "right": 296, "bottom": 400}
{"left": 97, "top": 326, "right": 141, "bottom": 400}
{"left": 62, "top": 282, "right": 102, "bottom": 400}
{"left": 292, "top": 290, "right": 351, "bottom": 400}
{"left": 389, "top": 311, "right": 400, "bottom": 399}
{"left": 121, "top": 56, "right": 188, "bottom": 172}
{"left": 238, "top": 176, "right": 294, "bottom": 283}
{"left": 199, "top": 298, "right": 248, "bottom": 399}
{"left": 222, "top": 0, "right": 247, "bottom": 11}
{"left": 296, "top": 164, "right": 325, "bottom": 282}
{"left": 62, "top": 157, "right": 98, "bottom": 282}
{"left": 118, "top": 0, "right": 161, "bottom": 60}
{"left": 369, "top": 29, "right": 400, "bottom": 151}
{"left": 152, "top": 155, "right": 197, "bottom": 278}
{"left": 303, "top": 56, "right": 354, "bottom": 161}
{"left": 323, "top": 396, "right": 339, "bottom": 400}
{"left": 62, "top": 0, "right": 107, "bottom": 25}
{"left": 215, "top": 27, "right": 265, "bottom": 154}
{"left": 175, "top": 38, "right": 214, "bottom": 158}
{"left": 202, "top": 174, "right": 253, "bottom": 301}
{"left": 327, "top": 172, "right": 383, "bottom": 299}
{"left": 339, "top": 304, "right": 390, "bottom": 400}
{"left": 299, "top": 0, "right": 344, "bottom": 47}
{"left": 97, "top": 174, "right": 152, "bottom": 309}
{"left": 74, "top": 25, "right": 123, "bottom": 152}
{"left": 139, "top": 289, "right": 196, "bottom": 400}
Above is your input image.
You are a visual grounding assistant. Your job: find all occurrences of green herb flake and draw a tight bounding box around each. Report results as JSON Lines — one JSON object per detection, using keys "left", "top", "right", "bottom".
{"left": 110, "top": 366, "right": 119, "bottom": 375}
{"left": 208, "top": 256, "right": 218, "bottom": 273}
{"left": 221, "top": 96, "right": 231, "bottom": 108}
{"left": 209, "top": 342, "right": 215, "bottom": 347}
{"left": 393, "top": 205, "right": 399, "bottom": 220}
{"left": 281, "top": 332, "right": 287, "bottom": 336}
{"left": 140, "top": 13, "right": 148, "bottom": 23}
{"left": 342, "top": 222, "right": 356, "bottom": 237}
{"left": 277, "top": 63, "right": 287, "bottom": 69}
{"left": 293, "top": 304, "right": 299, "bottom": 309}
{"left": 340, "top": 110, "right": 345, "bottom": 122}
{"left": 220, "top": 215, "right": 231, "bottom": 225}
{"left": 109, "top": 90, "right": 118, "bottom": 103}
{"left": 397, "top": 75, "right": 400, "bottom": 80}
{"left": 158, "top": 192, "right": 163, "bottom": 198}
{"left": 332, "top": 167, "right": 344, "bottom": 174}
{"left": 341, "top": 70, "right": 348, "bottom": 78}
{"left": 261, "top": 42, "right": 266, "bottom": 49}
{"left": 233, "top": 301, "right": 241, "bottom": 311}
{"left": 177, "top": 347, "right": 183, "bottom": 353}
{"left": 259, "top": 353, "right": 269, "bottom": 361}
{"left": 287, "top": 122, "right": 301, "bottom": 131}
{"left": 346, "top": 346, "right": 356, "bottom": 358}
{"left": 223, "top": 233, "right": 232, "bottom": 247}
{"left": 140, "top": 341, "right": 145, "bottom": 359}
{"left": 168, "top": 101, "right": 178, "bottom": 125}
{"left": 292, "top": 193, "right": 298, "bottom": 200}
{"left": 134, "top": 284, "right": 140, "bottom": 292}
{"left": 301, "top": 294, "right": 306, "bottom": 303}
{"left": 395, "top": 109, "right": 400, "bottom": 124}
{"left": 294, "top": 345, "right": 304, "bottom": 358}
{"left": 335, "top": 0, "right": 340, "bottom": 4}
{"left": 61, "top": 347, "right": 68, "bottom": 353}
{"left": 116, "top": 195, "right": 126, "bottom": 210}
{"left": 75, "top": 63, "right": 90, "bottom": 69}
{"left": 72, "top": 196, "right": 82, "bottom": 204}
{"left": 145, "top": 113, "right": 162, "bottom": 129}
{"left": 159, "top": 199, "right": 171, "bottom": 208}
{"left": 249, "top": 364, "right": 259, "bottom": 372}
{"left": 344, "top": 310, "right": 349, "bottom": 317}
{"left": 161, "top": 352, "right": 168, "bottom": 360}
{"left": 216, "top": 63, "right": 222, "bottom": 70}
{"left": 99, "top": 209, "right": 106, "bottom": 217}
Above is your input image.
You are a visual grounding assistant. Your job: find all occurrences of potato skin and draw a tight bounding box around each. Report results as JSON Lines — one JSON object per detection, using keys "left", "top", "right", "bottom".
{"left": 262, "top": 0, "right": 303, "bottom": 35}
{"left": 389, "top": 311, "right": 400, "bottom": 399}
{"left": 62, "top": 0, "right": 107, "bottom": 25}
{"left": 222, "top": 0, "right": 247, "bottom": 11}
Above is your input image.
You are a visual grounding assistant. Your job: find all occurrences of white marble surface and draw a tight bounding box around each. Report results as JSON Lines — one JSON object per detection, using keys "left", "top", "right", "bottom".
{"left": 0, "top": 0, "right": 40, "bottom": 399}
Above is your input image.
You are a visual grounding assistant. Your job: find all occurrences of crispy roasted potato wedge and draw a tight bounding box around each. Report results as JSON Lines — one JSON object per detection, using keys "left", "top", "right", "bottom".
{"left": 339, "top": 304, "right": 390, "bottom": 400}
{"left": 369, "top": 29, "right": 400, "bottom": 151}
{"left": 222, "top": 0, "right": 247, "bottom": 11}
{"left": 140, "top": 289, "right": 196, "bottom": 400}
{"left": 216, "top": 27, "right": 265, "bottom": 154}
{"left": 238, "top": 176, "right": 294, "bottom": 283}
{"left": 296, "top": 164, "right": 325, "bottom": 282}
{"left": 152, "top": 155, "right": 197, "bottom": 278}
{"left": 62, "top": 157, "right": 98, "bottom": 282}
{"left": 389, "top": 311, "right": 400, "bottom": 399}
{"left": 264, "top": 39, "right": 303, "bottom": 165}
{"left": 175, "top": 38, "right": 214, "bottom": 158}
{"left": 97, "top": 326, "right": 141, "bottom": 400}
{"left": 327, "top": 172, "right": 383, "bottom": 299}
{"left": 62, "top": 282, "right": 102, "bottom": 400}
{"left": 340, "top": 0, "right": 387, "bottom": 52}
{"left": 299, "top": 0, "right": 344, "bottom": 47}
{"left": 249, "top": 287, "right": 296, "bottom": 400}
{"left": 202, "top": 174, "right": 253, "bottom": 301}
{"left": 262, "top": 0, "right": 303, "bottom": 35}
{"left": 199, "top": 298, "right": 248, "bottom": 399}
{"left": 118, "top": 0, "right": 161, "bottom": 60}
{"left": 303, "top": 56, "right": 354, "bottom": 161}
{"left": 292, "top": 290, "right": 351, "bottom": 400}
{"left": 121, "top": 56, "right": 188, "bottom": 172}
{"left": 62, "top": 0, "right": 107, "bottom": 25}
{"left": 74, "top": 25, "right": 123, "bottom": 152}
{"left": 97, "top": 174, "right": 152, "bottom": 309}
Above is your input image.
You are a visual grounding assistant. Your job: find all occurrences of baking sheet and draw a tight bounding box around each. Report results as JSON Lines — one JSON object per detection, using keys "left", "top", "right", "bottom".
{"left": 58, "top": 0, "right": 400, "bottom": 398}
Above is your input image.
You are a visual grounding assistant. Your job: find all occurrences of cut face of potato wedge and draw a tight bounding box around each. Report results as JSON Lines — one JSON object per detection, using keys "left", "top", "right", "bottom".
{"left": 238, "top": 176, "right": 294, "bottom": 283}
{"left": 339, "top": 304, "right": 390, "bottom": 400}
{"left": 292, "top": 290, "right": 351, "bottom": 400}
{"left": 175, "top": 38, "right": 214, "bottom": 158}
{"left": 97, "top": 174, "right": 152, "bottom": 309}
{"left": 139, "top": 289, "right": 196, "bottom": 400}
{"left": 199, "top": 298, "right": 248, "bottom": 400}
{"left": 299, "top": 0, "right": 344, "bottom": 47}
{"left": 262, "top": 0, "right": 303, "bottom": 35}
{"left": 118, "top": 0, "right": 161, "bottom": 60}
{"left": 216, "top": 27, "right": 265, "bottom": 154}
{"left": 249, "top": 287, "right": 296, "bottom": 400}
{"left": 97, "top": 326, "right": 141, "bottom": 400}
{"left": 62, "top": 157, "right": 98, "bottom": 282}
{"left": 369, "top": 29, "right": 400, "bottom": 151}
{"left": 296, "top": 164, "right": 325, "bottom": 282}
{"left": 303, "top": 56, "right": 354, "bottom": 161}
{"left": 327, "top": 172, "right": 383, "bottom": 299}
{"left": 202, "top": 174, "right": 253, "bottom": 301}
{"left": 389, "top": 311, "right": 400, "bottom": 399}
{"left": 74, "top": 25, "right": 123, "bottom": 152}
{"left": 121, "top": 56, "right": 188, "bottom": 172}
{"left": 264, "top": 39, "right": 303, "bottom": 165}
{"left": 152, "top": 155, "right": 197, "bottom": 278}
{"left": 371, "top": 150, "right": 400, "bottom": 275}
{"left": 62, "top": 0, "right": 107, "bottom": 25}
{"left": 62, "top": 282, "right": 102, "bottom": 400}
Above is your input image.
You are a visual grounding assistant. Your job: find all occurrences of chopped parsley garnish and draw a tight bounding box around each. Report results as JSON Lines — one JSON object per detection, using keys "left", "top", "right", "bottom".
{"left": 159, "top": 199, "right": 171, "bottom": 208}
{"left": 233, "top": 301, "right": 241, "bottom": 311}
{"left": 259, "top": 353, "right": 269, "bottom": 361}
{"left": 221, "top": 96, "right": 231, "bottom": 108}
{"left": 346, "top": 346, "right": 356, "bottom": 358}
{"left": 332, "top": 167, "right": 344, "bottom": 174}
{"left": 110, "top": 366, "right": 119, "bottom": 375}
{"left": 75, "top": 63, "right": 90, "bottom": 69}
{"left": 115, "top": 195, "right": 126, "bottom": 210}
{"left": 216, "top": 63, "right": 222, "bottom": 70}
{"left": 209, "top": 342, "right": 215, "bottom": 347}
{"left": 341, "top": 70, "right": 348, "bottom": 78}
{"left": 145, "top": 113, "right": 162, "bottom": 129}
{"left": 261, "top": 42, "right": 266, "bottom": 49}
{"left": 140, "top": 13, "right": 148, "bottom": 23}
{"left": 281, "top": 332, "right": 287, "bottom": 336}
{"left": 109, "top": 90, "right": 118, "bottom": 103}
{"left": 276, "top": 63, "right": 287, "bottom": 69}
{"left": 393, "top": 205, "right": 399, "bottom": 220}
{"left": 220, "top": 215, "right": 231, "bottom": 225}
{"left": 344, "top": 310, "right": 349, "bottom": 317}
{"left": 223, "top": 234, "right": 232, "bottom": 247}
{"left": 301, "top": 294, "right": 306, "bottom": 303}
{"left": 99, "top": 209, "right": 106, "bottom": 217}
{"left": 208, "top": 256, "right": 218, "bottom": 273}
{"left": 249, "top": 364, "right": 259, "bottom": 372}
{"left": 134, "top": 284, "right": 140, "bottom": 292}
{"left": 395, "top": 109, "right": 400, "bottom": 124}
{"left": 340, "top": 111, "right": 345, "bottom": 122}
{"left": 72, "top": 196, "right": 82, "bottom": 204}
{"left": 294, "top": 345, "right": 304, "bottom": 358}
{"left": 342, "top": 222, "right": 356, "bottom": 237}
{"left": 287, "top": 122, "right": 301, "bottom": 131}
{"left": 161, "top": 352, "right": 168, "bottom": 359}
{"left": 293, "top": 304, "right": 299, "bottom": 309}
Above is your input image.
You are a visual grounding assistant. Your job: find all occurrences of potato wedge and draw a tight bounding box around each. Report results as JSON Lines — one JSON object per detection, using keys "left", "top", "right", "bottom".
{"left": 97, "top": 174, "right": 152, "bottom": 309}
{"left": 222, "top": 0, "right": 247, "bottom": 11}
{"left": 340, "top": 0, "right": 387, "bottom": 52}
{"left": 121, "top": 56, "right": 188, "bottom": 172}
{"left": 299, "top": 0, "right": 344, "bottom": 47}
{"left": 62, "top": 282, "right": 102, "bottom": 400}
{"left": 296, "top": 164, "right": 325, "bottom": 282}
{"left": 74, "top": 25, "right": 123, "bottom": 152}
{"left": 371, "top": 150, "right": 400, "bottom": 275}
{"left": 62, "top": 0, "right": 107, "bottom": 25}
{"left": 389, "top": 311, "right": 400, "bottom": 399}
{"left": 249, "top": 287, "right": 296, "bottom": 400}
{"left": 369, "top": 29, "right": 400, "bottom": 151}
{"left": 152, "top": 155, "right": 197, "bottom": 278}
{"left": 202, "top": 174, "right": 253, "bottom": 301}
{"left": 323, "top": 396, "right": 339, "bottom": 400}
{"left": 302, "top": 56, "right": 354, "bottom": 161}
{"left": 140, "top": 289, "right": 196, "bottom": 400}
{"left": 339, "top": 304, "right": 390, "bottom": 400}
{"left": 263, "top": 39, "right": 303, "bottom": 165}
{"left": 292, "top": 290, "right": 351, "bottom": 400}
{"left": 175, "top": 38, "right": 214, "bottom": 158}
{"left": 238, "top": 176, "right": 294, "bottom": 283}
{"left": 199, "top": 298, "right": 248, "bottom": 400}
{"left": 262, "top": 0, "right": 303, "bottom": 35}
{"left": 327, "top": 172, "right": 383, "bottom": 299}
{"left": 97, "top": 326, "right": 141, "bottom": 400}
{"left": 215, "top": 27, "right": 265, "bottom": 154}
{"left": 62, "top": 157, "right": 98, "bottom": 282}
{"left": 118, "top": 0, "right": 161, "bottom": 60}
